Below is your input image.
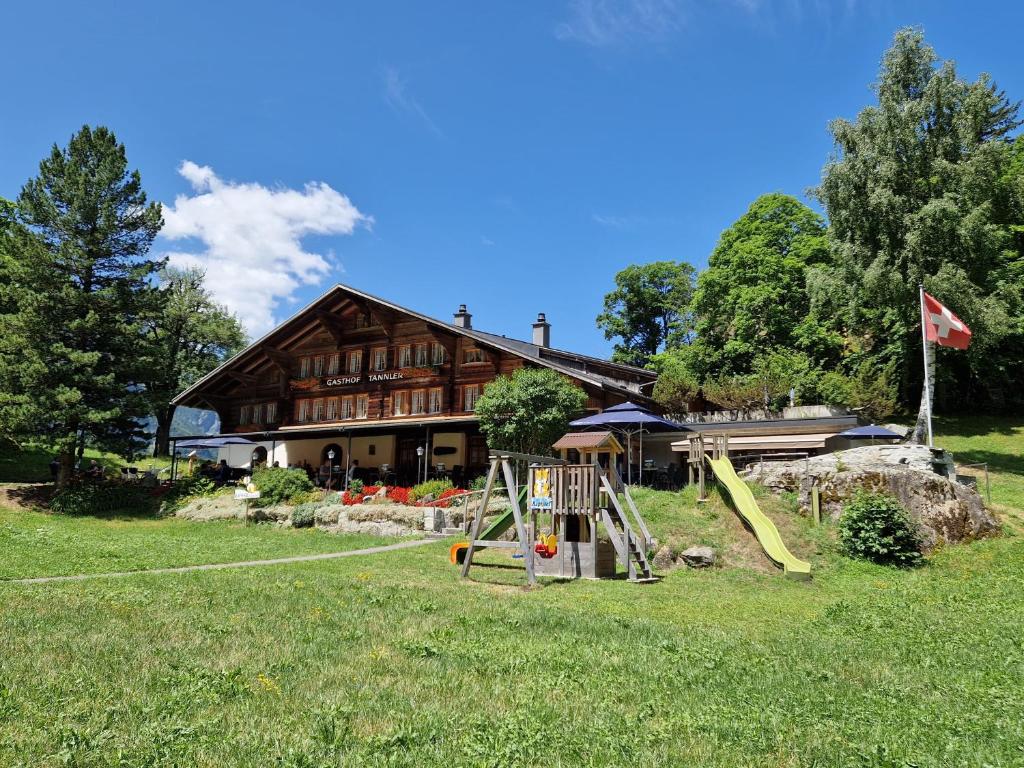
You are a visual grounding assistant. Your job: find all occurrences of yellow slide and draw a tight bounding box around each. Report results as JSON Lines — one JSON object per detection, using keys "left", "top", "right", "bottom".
{"left": 707, "top": 456, "right": 811, "bottom": 580}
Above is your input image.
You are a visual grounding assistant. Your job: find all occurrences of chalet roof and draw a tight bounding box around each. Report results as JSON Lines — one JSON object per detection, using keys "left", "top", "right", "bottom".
{"left": 172, "top": 283, "right": 657, "bottom": 408}
{"left": 552, "top": 431, "right": 624, "bottom": 452}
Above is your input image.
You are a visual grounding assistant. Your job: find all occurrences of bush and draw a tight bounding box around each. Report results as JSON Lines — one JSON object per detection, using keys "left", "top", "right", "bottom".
{"left": 839, "top": 492, "right": 923, "bottom": 567}
{"left": 288, "top": 489, "right": 323, "bottom": 507}
{"left": 50, "top": 483, "right": 154, "bottom": 516}
{"left": 291, "top": 503, "right": 319, "bottom": 528}
{"left": 409, "top": 478, "right": 453, "bottom": 502}
{"left": 348, "top": 479, "right": 364, "bottom": 495}
{"left": 159, "top": 474, "right": 217, "bottom": 513}
{"left": 252, "top": 466, "right": 313, "bottom": 506}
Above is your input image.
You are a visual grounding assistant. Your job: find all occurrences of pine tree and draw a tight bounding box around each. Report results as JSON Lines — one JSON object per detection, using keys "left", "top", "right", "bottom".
{"left": 0, "top": 126, "right": 164, "bottom": 485}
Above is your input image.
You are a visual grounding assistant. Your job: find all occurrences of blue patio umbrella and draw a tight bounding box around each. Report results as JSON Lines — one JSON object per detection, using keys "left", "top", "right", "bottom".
{"left": 174, "top": 436, "right": 258, "bottom": 449}
{"left": 837, "top": 424, "right": 904, "bottom": 442}
{"left": 570, "top": 402, "right": 687, "bottom": 483}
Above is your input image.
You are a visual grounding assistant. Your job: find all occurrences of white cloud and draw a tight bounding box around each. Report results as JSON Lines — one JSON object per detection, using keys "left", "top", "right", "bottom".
{"left": 592, "top": 213, "right": 645, "bottom": 228}
{"left": 161, "top": 161, "right": 370, "bottom": 338}
{"left": 555, "top": 0, "right": 684, "bottom": 47}
{"left": 480, "top": 236, "right": 495, "bottom": 246}
{"left": 383, "top": 67, "right": 442, "bottom": 137}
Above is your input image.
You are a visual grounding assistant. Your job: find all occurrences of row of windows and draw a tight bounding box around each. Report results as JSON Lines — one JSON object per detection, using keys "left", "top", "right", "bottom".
{"left": 295, "top": 385, "right": 482, "bottom": 423}
{"left": 239, "top": 401, "right": 278, "bottom": 425}
{"left": 297, "top": 344, "right": 486, "bottom": 378}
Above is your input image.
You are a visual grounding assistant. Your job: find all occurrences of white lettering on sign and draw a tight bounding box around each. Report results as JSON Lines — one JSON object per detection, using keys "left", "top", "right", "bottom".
{"left": 369, "top": 371, "right": 404, "bottom": 382}
{"left": 324, "top": 375, "right": 362, "bottom": 386}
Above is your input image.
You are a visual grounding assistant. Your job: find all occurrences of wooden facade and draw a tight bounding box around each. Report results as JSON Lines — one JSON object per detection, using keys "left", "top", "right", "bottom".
{"left": 172, "top": 284, "right": 657, "bottom": 482}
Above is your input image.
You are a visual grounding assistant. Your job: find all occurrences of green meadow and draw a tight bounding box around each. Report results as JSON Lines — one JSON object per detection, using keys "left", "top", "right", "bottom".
{"left": 1, "top": 418, "right": 1022, "bottom": 767}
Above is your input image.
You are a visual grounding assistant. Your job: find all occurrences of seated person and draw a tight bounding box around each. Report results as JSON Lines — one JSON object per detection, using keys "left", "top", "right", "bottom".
{"left": 213, "top": 459, "right": 231, "bottom": 483}
{"left": 318, "top": 462, "right": 331, "bottom": 487}
{"left": 347, "top": 459, "right": 360, "bottom": 484}
{"left": 84, "top": 460, "right": 104, "bottom": 480}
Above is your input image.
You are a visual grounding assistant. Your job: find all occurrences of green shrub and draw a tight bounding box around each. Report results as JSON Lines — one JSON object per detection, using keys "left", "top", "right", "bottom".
{"left": 347, "top": 479, "right": 364, "bottom": 495}
{"left": 252, "top": 466, "right": 313, "bottom": 506}
{"left": 288, "top": 489, "right": 323, "bottom": 507}
{"left": 291, "top": 503, "right": 319, "bottom": 528}
{"left": 50, "top": 483, "right": 154, "bottom": 516}
{"left": 409, "top": 478, "right": 453, "bottom": 502}
{"left": 159, "top": 474, "right": 217, "bottom": 514}
{"left": 839, "top": 492, "right": 923, "bottom": 567}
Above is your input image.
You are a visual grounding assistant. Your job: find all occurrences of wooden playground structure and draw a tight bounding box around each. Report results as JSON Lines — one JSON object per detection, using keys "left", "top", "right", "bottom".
{"left": 686, "top": 433, "right": 730, "bottom": 502}
{"left": 459, "top": 449, "right": 656, "bottom": 585}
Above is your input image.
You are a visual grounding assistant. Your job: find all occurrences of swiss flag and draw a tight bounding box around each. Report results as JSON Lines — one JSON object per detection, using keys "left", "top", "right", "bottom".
{"left": 923, "top": 292, "right": 972, "bottom": 350}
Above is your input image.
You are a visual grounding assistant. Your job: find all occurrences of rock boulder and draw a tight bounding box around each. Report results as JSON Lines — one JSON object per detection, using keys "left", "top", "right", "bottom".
{"left": 741, "top": 444, "right": 998, "bottom": 551}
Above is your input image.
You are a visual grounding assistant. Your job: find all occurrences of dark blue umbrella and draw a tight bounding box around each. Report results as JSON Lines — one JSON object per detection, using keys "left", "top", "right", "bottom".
{"left": 570, "top": 402, "right": 687, "bottom": 483}
{"left": 837, "top": 424, "right": 903, "bottom": 440}
{"left": 174, "top": 436, "right": 258, "bottom": 449}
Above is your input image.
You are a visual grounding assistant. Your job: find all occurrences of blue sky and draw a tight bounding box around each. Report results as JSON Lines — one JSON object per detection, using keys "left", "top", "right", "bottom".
{"left": 2, "top": 1, "right": 1022, "bottom": 356}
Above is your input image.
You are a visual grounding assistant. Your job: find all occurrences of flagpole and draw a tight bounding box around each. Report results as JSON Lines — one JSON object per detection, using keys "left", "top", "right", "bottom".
{"left": 919, "top": 284, "right": 934, "bottom": 448}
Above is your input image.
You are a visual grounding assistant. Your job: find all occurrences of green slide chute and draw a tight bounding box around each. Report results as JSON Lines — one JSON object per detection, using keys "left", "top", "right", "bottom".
{"left": 707, "top": 455, "right": 811, "bottom": 580}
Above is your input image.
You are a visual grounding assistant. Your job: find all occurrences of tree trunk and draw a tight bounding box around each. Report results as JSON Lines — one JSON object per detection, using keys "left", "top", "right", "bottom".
{"left": 153, "top": 404, "right": 176, "bottom": 457}
{"left": 910, "top": 341, "right": 935, "bottom": 444}
{"left": 57, "top": 450, "right": 75, "bottom": 489}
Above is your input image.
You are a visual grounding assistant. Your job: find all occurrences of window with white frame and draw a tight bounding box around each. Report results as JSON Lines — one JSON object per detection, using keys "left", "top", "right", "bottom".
{"left": 239, "top": 404, "right": 250, "bottom": 424}
{"left": 299, "top": 357, "right": 310, "bottom": 378}
{"left": 411, "top": 390, "right": 426, "bottom": 415}
{"left": 392, "top": 390, "right": 408, "bottom": 416}
{"left": 464, "top": 384, "right": 481, "bottom": 412}
{"left": 355, "top": 394, "right": 369, "bottom": 419}
{"left": 326, "top": 398, "right": 337, "bottom": 420}
{"left": 348, "top": 350, "right": 362, "bottom": 374}
{"left": 372, "top": 347, "right": 387, "bottom": 371}
{"left": 414, "top": 343, "right": 429, "bottom": 367}
{"left": 327, "top": 353, "right": 340, "bottom": 375}
{"left": 341, "top": 396, "right": 354, "bottom": 420}
{"left": 430, "top": 342, "right": 446, "bottom": 365}
{"left": 398, "top": 345, "right": 412, "bottom": 368}
{"left": 297, "top": 400, "right": 309, "bottom": 422}
{"left": 265, "top": 401, "right": 277, "bottom": 423}
{"left": 463, "top": 347, "right": 485, "bottom": 364}
{"left": 313, "top": 355, "right": 324, "bottom": 377}
{"left": 313, "top": 399, "right": 324, "bottom": 421}
{"left": 428, "top": 387, "right": 443, "bottom": 414}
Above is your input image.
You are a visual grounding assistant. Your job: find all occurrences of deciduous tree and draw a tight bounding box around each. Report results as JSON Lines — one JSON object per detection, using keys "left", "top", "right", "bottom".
{"left": 141, "top": 267, "right": 247, "bottom": 457}
{"left": 475, "top": 367, "right": 586, "bottom": 457}
{"left": 596, "top": 261, "right": 695, "bottom": 367}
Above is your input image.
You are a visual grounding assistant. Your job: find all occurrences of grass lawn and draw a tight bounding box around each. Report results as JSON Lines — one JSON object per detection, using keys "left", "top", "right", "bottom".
{"left": 0, "top": 417, "right": 1022, "bottom": 766}
{"left": 936, "top": 414, "right": 1024, "bottom": 512}
{"left": 0, "top": 506, "right": 396, "bottom": 581}
{"left": 0, "top": 440, "right": 171, "bottom": 484}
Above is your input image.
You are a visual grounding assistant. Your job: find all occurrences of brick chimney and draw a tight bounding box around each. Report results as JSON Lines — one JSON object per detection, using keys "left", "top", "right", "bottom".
{"left": 453, "top": 304, "right": 472, "bottom": 329}
{"left": 532, "top": 312, "right": 550, "bottom": 347}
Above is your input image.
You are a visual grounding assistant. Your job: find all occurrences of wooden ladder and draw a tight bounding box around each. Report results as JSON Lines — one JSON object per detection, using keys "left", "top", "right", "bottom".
{"left": 599, "top": 473, "right": 655, "bottom": 582}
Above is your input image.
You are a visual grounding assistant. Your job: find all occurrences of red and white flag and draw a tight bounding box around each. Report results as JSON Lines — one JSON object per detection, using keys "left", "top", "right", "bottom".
{"left": 923, "top": 292, "right": 972, "bottom": 350}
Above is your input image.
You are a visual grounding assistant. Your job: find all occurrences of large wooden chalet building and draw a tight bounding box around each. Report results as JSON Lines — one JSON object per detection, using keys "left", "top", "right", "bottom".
{"left": 172, "top": 284, "right": 657, "bottom": 484}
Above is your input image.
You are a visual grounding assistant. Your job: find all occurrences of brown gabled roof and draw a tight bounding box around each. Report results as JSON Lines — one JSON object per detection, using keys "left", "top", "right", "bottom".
{"left": 172, "top": 283, "right": 656, "bottom": 408}
{"left": 552, "top": 431, "right": 624, "bottom": 452}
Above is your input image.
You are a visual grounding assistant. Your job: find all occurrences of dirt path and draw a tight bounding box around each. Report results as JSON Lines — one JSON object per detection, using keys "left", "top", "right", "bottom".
{"left": 7, "top": 538, "right": 440, "bottom": 585}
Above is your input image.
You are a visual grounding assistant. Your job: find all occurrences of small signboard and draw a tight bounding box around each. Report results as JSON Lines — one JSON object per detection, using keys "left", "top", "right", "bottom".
{"left": 530, "top": 467, "right": 552, "bottom": 510}
{"left": 234, "top": 489, "right": 261, "bottom": 500}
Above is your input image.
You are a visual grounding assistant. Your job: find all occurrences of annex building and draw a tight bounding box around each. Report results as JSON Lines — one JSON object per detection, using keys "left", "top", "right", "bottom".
{"left": 172, "top": 284, "right": 657, "bottom": 486}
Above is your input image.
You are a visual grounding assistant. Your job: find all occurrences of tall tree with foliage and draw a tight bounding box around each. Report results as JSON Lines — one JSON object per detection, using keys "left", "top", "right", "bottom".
{"left": 596, "top": 261, "right": 695, "bottom": 367}
{"left": 141, "top": 267, "right": 247, "bottom": 457}
{"left": 812, "top": 28, "right": 1024, "bottom": 438}
{"left": 0, "top": 126, "right": 164, "bottom": 485}
{"left": 475, "top": 367, "right": 586, "bottom": 457}
{"left": 681, "top": 193, "right": 837, "bottom": 381}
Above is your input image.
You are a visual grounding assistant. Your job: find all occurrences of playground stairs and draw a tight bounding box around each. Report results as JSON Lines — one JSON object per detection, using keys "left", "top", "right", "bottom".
{"left": 601, "top": 504, "right": 655, "bottom": 582}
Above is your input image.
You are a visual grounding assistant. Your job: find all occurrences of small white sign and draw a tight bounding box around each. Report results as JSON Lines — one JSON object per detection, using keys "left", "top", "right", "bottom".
{"left": 234, "top": 489, "right": 261, "bottom": 500}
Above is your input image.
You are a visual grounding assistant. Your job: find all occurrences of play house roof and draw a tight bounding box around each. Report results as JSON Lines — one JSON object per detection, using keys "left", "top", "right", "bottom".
{"left": 552, "top": 431, "right": 624, "bottom": 453}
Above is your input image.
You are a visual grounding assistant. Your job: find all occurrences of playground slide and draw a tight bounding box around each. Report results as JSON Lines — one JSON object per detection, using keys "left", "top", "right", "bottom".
{"left": 706, "top": 456, "right": 812, "bottom": 580}
{"left": 449, "top": 488, "right": 525, "bottom": 565}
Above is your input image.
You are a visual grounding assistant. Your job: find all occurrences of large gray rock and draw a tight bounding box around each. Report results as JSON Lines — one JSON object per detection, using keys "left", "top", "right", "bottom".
{"left": 652, "top": 545, "right": 676, "bottom": 570}
{"left": 742, "top": 444, "right": 998, "bottom": 551}
{"left": 680, "top": 545, "right": 716, "bottom": 568}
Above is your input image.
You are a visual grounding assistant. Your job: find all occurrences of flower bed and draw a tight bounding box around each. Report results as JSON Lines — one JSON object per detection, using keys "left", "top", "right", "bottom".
{"left": 338, "top": 485, "right": 469, "bottom": 507}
